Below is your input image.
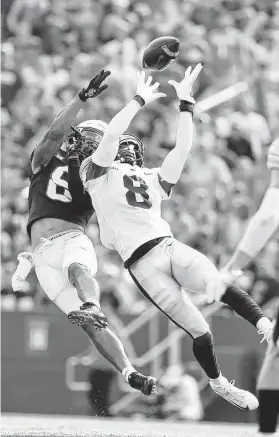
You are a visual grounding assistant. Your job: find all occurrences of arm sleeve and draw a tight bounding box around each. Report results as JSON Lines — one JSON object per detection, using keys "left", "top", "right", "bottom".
{"left": 68, "top": 154, "right": 93, "bottom": 208}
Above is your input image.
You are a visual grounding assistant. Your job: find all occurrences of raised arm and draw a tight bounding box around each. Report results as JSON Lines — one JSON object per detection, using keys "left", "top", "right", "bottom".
{"left": 221, "top": 138, "right": 279, "bottom": 281}
{"left": 159, "top": 64, "right": 202, "bottom": 186}
{"left": 31, "top": 70, "right": 110, "bottom": 173}
{"left": 91, "top": 72, "right": 166, "bottom": 168}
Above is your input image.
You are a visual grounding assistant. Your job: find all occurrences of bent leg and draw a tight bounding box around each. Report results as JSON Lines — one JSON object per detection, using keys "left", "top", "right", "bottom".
{"left": 68, "top": 262, "right": 100, "bottom": 306}
{"left": 171, "top": 240, "right": 266, "bottom": 329}
{"left": 81, "top": 323, "right": 132, "bottom": 373}
{"left": 129, "top": 245, "right": 220, "bottom": 379}
{"left": 54, "top": 285, "right": 156, "bottom": 395}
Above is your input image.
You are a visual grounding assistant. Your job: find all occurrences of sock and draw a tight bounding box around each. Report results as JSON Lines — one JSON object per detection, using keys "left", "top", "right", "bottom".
{"left": 210, "top": 374, "right": 224, "bottom": 385}
{"left": 122, "top": 366, "right": 136, "bottom": 383}
{"left": 192, "top": 332, "right": 220, "bottom": 379}
{"left": 221, "top": 284, "right": 265, "bottom": 327}
{"left": 258, "top": 389, "right": 279, "bottom": 433}
{"left": 84, "top": 298, "right": 100, "bottom": 308}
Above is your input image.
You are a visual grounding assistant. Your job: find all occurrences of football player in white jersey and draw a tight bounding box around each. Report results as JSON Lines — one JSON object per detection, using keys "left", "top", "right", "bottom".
{"left": 222, "top": 138, "right": 279, "bottom": 436}
{"left": 80, "top": 64, "right": 274, "bottom": 411}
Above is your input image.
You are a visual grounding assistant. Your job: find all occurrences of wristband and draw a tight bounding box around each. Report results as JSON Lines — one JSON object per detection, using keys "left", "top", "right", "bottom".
{"left": 133, "top": 94, "right": 145, "bottom": 107}
{"left": 78, "top": 89, "right": 87, "bottom": 102}
{"left": 179, "top": 100, "right": 195, "bottom": 115}
{"left": 68, "top": 154, "right": 80, "bottom": 166}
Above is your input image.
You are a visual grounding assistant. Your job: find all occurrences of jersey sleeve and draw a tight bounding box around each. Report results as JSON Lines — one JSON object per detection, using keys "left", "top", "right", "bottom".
{"left": 148, "top": 168, "right": 173, "bottom": 200}
{"left": 80, "top": 156, "right": 109, "bottom": 190}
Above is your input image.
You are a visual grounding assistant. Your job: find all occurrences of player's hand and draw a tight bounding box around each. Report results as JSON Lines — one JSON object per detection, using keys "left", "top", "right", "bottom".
{"left": 168, "top": 63, "right": 203, "bottom": 102}
{"left": 219, "top": 268, "right": 243, "bottom": 287}
{"left": 12, "top": 252, "right": 33, "bottom": 292}
{"left": 136, "top": 71, "right": 166, "bottom": 105}
{"left": 66, "top": 126, "right": 82, "bottom": 158}
{"left": 78, "top": 69, "right": 111, "bottom": 102}
{"left": 206, "top": 278, "right": 226, "bottom": 304}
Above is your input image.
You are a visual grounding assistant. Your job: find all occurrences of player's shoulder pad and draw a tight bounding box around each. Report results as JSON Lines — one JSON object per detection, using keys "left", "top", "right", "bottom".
{"left": 267, "top": 138, "right": 279, "bottom": 170}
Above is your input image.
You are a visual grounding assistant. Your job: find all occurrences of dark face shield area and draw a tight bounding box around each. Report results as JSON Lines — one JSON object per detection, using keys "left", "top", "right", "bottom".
{"left": 67, "top": 128, "right": 105, "bottom": 161}
{"left": 117, "top": 134, "right": 144, "bottom": 167}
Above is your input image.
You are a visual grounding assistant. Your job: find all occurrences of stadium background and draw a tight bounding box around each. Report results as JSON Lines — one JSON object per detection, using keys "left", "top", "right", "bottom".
{"left": 1, "top": 0, "right": 279, "bottom": 426}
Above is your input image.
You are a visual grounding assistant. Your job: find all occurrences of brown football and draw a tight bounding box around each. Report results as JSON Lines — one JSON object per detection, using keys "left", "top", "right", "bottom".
{"left": 142, "top": 36, "right": 179, "bottom": 71}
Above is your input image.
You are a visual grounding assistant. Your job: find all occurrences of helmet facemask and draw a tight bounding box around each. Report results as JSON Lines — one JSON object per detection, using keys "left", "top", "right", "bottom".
{"left": 66, "top": 122, "right": 106, "bottom": 162}
{"left": 116, "top": 134, "right": 144, "bottom": 167}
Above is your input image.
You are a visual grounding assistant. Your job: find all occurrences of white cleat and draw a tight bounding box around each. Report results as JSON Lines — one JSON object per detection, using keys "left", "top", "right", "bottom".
{"left": 257, "top": 317, "right": 274, "bottom": 344}
{"left": 210, "top": 376, "right": 259, "bottom": 411}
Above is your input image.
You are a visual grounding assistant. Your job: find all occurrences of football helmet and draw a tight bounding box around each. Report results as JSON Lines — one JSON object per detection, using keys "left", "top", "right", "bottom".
{"left": 67, "top": 119, "right": 107, "bottom": 161}
{"left": 116, "top": 134, "right": 144, "bottom": 167}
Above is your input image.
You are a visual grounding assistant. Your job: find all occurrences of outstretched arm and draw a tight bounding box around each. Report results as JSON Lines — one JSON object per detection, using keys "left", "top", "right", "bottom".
{"left": 31, "top": 70, "right": 110, "bottom": 173}
{"left": 159, "top": 64, "right": 203, "bottom": 185}
{"left": 91, "top": 72, "right": 166, "bottom": 168}
{"left": 223, "top": 138, "right": 279, "bottom": 275}
{"left": 224, "top": 180, "right": 279, "bottom": 274}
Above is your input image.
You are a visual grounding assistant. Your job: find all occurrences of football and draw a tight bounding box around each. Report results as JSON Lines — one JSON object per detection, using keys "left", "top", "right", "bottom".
{"left": 142, "top": 36, "right": 179, "bottom": 71}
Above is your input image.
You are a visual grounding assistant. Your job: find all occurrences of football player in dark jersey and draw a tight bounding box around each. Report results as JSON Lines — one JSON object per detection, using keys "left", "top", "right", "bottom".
{"left": 14, "top": 70, "right": 157, "bottom": 397}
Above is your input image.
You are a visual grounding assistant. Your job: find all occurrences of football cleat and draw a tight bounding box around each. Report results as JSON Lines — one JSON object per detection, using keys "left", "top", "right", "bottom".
{"left": 210, "top": 376, "right": 259, "bottom": 411}
{"left": 257, "top": 317, "right": 274, "bottom": 344}
{"left": 68, "top": 302, "right": 108, "bottom": 329}
{"left": 128, "top": 372, "right": 157, "bottom": 396}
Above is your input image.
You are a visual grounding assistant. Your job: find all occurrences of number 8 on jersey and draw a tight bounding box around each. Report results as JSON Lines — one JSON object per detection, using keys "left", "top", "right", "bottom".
{"left": 123, "top": 174, "right": 152, "bottom": 209}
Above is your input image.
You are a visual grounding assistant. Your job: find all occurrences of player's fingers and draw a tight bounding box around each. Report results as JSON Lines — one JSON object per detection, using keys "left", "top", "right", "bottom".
{"left": 137, "top": 71, "right": 143, "bottom": 85}
{"left": 140, "top": 70, "right": 146, "bottom": 84}
{"left": 168, "top": 79, "right": 178, "bottom": 88}
{"left": 99, "top": 70, "right": 111, "bottom": 82}
{"left": 146, "top": 75, "right": 153, "bottom": 86}
{"left": 150, "top": 81, "right": 160, "bottom": 91}
{"left": 154, "top": 92, "right": 167, "bottom": 99}
{"left": 189, "top": 63, "right": 203, "bottom": 83}
{"left": 184, "top": 66, "right": 192, "bottom": 78}
{"left": 95, "top": 84, "right": 108, "bottom": 95}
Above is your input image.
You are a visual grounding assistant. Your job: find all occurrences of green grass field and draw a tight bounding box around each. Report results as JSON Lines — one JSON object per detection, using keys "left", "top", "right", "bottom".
{"left": 1, "top": 414, "right": 258, "bottom": 437}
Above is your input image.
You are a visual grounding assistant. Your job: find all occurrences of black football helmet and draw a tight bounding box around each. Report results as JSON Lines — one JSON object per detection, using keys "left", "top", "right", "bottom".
{"left": 116, "top": 134, "right": 144, "bottom": 167}
{"left": 66, "top": 120, "right": 107, "bottom": 161}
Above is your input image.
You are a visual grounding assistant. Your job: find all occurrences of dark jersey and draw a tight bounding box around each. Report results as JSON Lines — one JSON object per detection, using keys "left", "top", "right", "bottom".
{"left": 27, "top": 152, "right": 94, "bottom": 238}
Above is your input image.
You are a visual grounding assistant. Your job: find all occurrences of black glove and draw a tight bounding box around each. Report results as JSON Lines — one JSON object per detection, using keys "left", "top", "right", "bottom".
{"left": 78, "top": 69, "right": 111, "bottom": 102}
{"left": 66, "top": 126, "right": 82, "bottom": 159}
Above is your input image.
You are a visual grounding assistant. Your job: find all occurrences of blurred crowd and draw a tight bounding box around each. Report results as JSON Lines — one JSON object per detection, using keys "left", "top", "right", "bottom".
{"left": 1, "top": 0, "right": 279, "bottom": 315}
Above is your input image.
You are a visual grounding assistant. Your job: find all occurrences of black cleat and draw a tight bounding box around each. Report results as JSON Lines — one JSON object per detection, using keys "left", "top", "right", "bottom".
{"left": 68, "top": 302, "right": 108, "bottom": 329}
{"left": 128, "top": 371, "right": 157, "bottom": 396}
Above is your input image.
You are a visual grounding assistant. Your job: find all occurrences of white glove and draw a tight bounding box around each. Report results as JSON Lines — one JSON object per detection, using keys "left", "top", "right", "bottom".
{"left": 219, "top": 268, "right": 243, "bottom": 287}
{"left": 136, "top": 71, "right": 166, "bottom": 105}
{"left": 168, "top": 63, "right": 203, "bottom": 102}
{"left": 12, "top": 252, "right": 33, "bottom": 292}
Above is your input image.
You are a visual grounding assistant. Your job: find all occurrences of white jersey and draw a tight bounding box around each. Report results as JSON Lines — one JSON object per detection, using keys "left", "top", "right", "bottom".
{"left": 80, "top": 159, "right": 172, "bottom": 261}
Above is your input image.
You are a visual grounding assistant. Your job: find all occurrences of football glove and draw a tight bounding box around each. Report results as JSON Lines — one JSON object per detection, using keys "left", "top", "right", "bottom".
{"left": 12, "top": 252, "right": 33, "bottom": 292}
{"left": 66, "top": 126, "right": 82, "bottom": 158}
{"left": 135, "top": 71, "right": 166, "bottom": 105}
{"left": 219, "top": 268, "right": 243, "bottom": 286}
{"left": 78, "top": 69, "right": 111, "bottom": 102}
{"left": 168, "top": 63, "right": 203, "bottom": 102}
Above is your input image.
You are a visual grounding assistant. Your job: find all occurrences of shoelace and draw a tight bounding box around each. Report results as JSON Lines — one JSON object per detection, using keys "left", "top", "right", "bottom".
{"left": 215, "top": 380, "right": 245, "bottom": 403}
{"left": 258, "top": 328, "right": 273, "bottom": 344}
